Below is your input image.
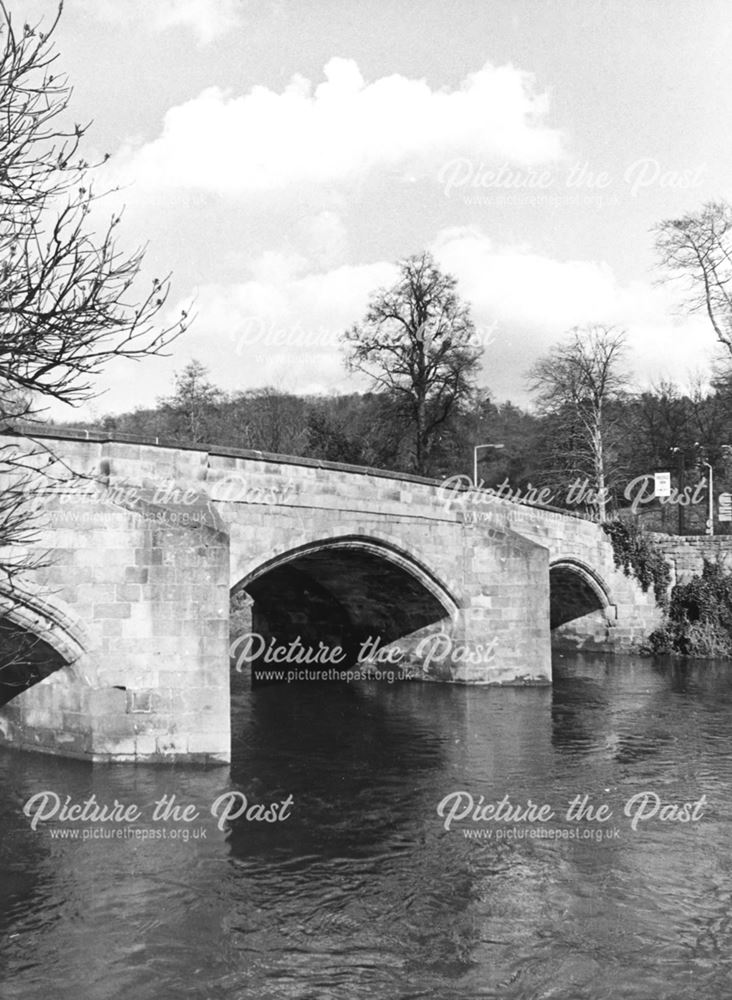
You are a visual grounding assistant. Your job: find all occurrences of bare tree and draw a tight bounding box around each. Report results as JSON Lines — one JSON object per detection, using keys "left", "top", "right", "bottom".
{"left": 0, "top": 8, "right": 186, "bottom": 404}
{"left": 528, "top": 326, "right": 629, "bottom": 521}
{"left": 0, "top": 3, "right": 187, "bottom": 681}
{"left": 247, "top": 388, "right": 308, "bottom": 454}
{"left": 634, "top": 380, "right": 692, "bottom": 466}
{"left": 342, "top": 251, "right": 482, "bottom": 475}
{"left": 655, "top": 201, "right": 732, "bottom": 357}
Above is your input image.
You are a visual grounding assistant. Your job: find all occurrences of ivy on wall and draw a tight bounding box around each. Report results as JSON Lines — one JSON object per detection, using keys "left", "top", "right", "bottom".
{"left": 601, "top": 520, "right": 671, "bottom": 608}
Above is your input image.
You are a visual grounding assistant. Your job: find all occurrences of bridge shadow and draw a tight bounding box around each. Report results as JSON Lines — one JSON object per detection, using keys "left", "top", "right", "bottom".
{"left": 0, "top": 619, "right": 67, "bottom": 707}
{"left": 549, "top": 559, "right": 614, "bottom": 651}
{"left": 231, "top": 535, "right": 458, "bottom": 682}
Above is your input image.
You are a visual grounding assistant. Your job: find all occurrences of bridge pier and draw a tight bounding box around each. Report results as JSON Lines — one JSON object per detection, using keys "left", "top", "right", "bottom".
{"left": 0, "top": 478, "right": 232, "bottom": 763}
{"left": 423, "top": 526, "right": 551, "bottom": 684}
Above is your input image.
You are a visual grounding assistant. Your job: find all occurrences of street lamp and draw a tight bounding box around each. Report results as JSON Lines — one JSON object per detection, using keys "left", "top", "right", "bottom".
{"left": 670, "top": 446, "right": 685, "bottom": 534}
{"left": 693, "top": 442, "right": 713, "bottom": 536}
{"left": 473, "top": 442, "right": 504, "bottom": 488}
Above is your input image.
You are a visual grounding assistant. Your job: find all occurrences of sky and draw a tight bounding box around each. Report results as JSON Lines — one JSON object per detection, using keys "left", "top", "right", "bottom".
{"left": 22, "top": 0, "right": 732, "bottom": 419}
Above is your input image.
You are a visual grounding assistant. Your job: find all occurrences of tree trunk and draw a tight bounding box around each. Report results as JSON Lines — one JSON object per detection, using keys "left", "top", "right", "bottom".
{"left": 591, "top": 419, "right": 607, "bottom": 522}
{"left": 415, "top": 393, "right": 427, "bottom": 474}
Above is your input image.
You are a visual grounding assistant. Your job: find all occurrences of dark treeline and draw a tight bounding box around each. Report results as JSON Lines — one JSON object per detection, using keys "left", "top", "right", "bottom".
{"left": 57, "top": 359, "right": 732, "bottom": 534}
{"left": 66, "top": 362, "right": 531, "bottom": 481}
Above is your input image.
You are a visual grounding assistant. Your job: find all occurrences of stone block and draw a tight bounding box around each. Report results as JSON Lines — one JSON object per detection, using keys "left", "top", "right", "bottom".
{"left": 127, "top": 689, "right": 153, "bottom": 713}
{"left": 176, "top": 688, "right": 226, "bottom": 715}
{"left": 93, "top": 736, "right": 138, "bottom": 758}
{"left": 78, "top": 583, "right": 116, "bottom": 603}
{"left": 134, "top": 734, "right": 159, "bottom": 756}
{"left": 87, "top": 687, "right": 128, "bottom": 715}
{"left": 124, "top": 566, "right": 149, "bottom": 583}
{"left": 94, "top": 602, "right": 132, "bottom": 619}
{"left": 157, "top": 670, "right": 194, "bottom": 687}
{"left": 155, "top": 735, "right": 187, "bottom": 756}
{"left": 53, "top": 730, "right": 92, "bottom": 755}
{"left": 93, "top": 713, "right": 137, "bottom": 738}
{"left": 115, "top": 584, "right": 142, "bottom": 602}
{"left": 187, "top": 732, "right": 229, "bottom": 755}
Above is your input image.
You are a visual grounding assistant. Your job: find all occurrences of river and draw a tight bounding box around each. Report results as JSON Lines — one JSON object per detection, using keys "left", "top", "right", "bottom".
{"left": 1, "top": 652, "right": 731, "bottom": 999}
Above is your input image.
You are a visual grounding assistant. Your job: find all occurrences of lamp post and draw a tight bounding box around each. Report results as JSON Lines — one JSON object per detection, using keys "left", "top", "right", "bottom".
{"left": 670, "top": 446, "right": 685, "bottom": 534}
{"left": 473, "top": 443, "right": 504, "bottom": 488}
{"left": 703, "top": 461, "right": 714, "bottom": 535}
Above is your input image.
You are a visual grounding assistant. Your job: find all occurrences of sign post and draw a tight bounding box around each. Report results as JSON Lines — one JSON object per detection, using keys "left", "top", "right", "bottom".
{"left": 654, "top": 472, "right": 671, "bottom": 498}
{"left": 719, "top": 493, "right": 732, "bottom": 523}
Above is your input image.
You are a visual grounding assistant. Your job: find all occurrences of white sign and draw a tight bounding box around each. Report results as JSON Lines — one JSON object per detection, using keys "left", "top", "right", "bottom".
{"left": 719, "top": 493, "right": 732, "bottom": 522}
{"left": 653, "top": 472, "right": 671, "bottom": 498}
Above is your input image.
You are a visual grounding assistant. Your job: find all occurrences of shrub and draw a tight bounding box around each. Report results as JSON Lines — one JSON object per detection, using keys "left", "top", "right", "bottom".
{"left": 647, "top": 560, "right": 732, "bottom": 657}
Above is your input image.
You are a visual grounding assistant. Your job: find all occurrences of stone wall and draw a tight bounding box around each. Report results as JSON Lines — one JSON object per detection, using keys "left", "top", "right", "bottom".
{"left": 0, "top": 441, "right": 231, "bottom": 762}
{"left": 649, "top": 534, "right": 732, "bottom": 588}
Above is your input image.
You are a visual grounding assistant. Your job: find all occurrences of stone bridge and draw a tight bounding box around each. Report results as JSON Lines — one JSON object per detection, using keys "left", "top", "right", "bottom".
{"left": 0, "top": 429, "right": 661, "bottom": 763}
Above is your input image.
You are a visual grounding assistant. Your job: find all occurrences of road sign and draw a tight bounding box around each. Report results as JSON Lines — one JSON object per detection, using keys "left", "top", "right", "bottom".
{"left": 719, "top": 493, "right": 732, "bottom": 522}
{"left": 654, "top": 472, "right": 671, "bottom": 498}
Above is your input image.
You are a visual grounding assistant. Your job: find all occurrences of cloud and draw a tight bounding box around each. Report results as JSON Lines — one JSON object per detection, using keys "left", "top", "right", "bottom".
{"left": 175, "top": 255, "right": 396, "bottom": 393}
{"left": 296, "top": 210, "right": 349, "bottom": 270}
{"left": 431, "top": 227, "right": 713, "bottom": 399}
{"left": 108, "top": 59, "right": 563, "bottom": 196}
{"left": 172, "top": 231, "right": 711, "bottom": 403}
{"left": 79, "top": 255, "right": 398, "bottom": 415}
{"left": 79, "top": 0, "right": 243, "bottom": 44}
{"left": 72, "top": 228, "right": 712, "bottom": 419}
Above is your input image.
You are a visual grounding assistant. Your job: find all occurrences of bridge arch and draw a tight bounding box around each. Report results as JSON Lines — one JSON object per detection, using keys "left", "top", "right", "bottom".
{"left": 549, "top": 558, "right": 614, "bottom": 630}
{"left": 0, "top": 589, "right": 88, "bottom": 706}
{"left": 231, "top": 534, "right": 460, "bottom": 670}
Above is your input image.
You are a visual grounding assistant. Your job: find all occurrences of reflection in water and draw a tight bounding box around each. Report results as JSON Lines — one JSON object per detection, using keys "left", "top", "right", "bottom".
{"left": 1, "top": 653, "right": 732, "bottom": 998}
